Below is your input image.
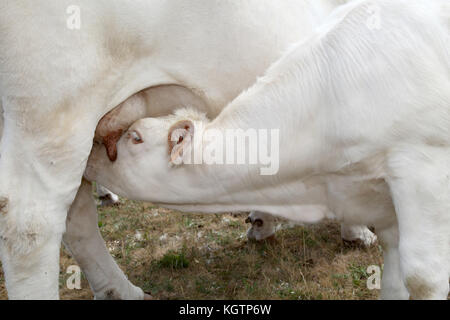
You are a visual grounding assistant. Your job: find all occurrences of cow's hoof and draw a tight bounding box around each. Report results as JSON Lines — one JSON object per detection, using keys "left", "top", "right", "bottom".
{"left": 144, "top": 293, "right": 153, "bottom": 300}
{"left": 342, "top": 229, "right": 377, "bottom": 248}
{"left": 343, "top": 235, "right": 377, "bottom": 248}
{"left": 361, "top": 230, "right": 377, "bottom": 247}
{"left": 354, "top": 229, "right": 378, "bottom": 247}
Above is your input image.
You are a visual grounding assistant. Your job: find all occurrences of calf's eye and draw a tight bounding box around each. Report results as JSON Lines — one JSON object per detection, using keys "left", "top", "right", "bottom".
{"left": 129, "top": 130, "right": 143, "bottom": 144}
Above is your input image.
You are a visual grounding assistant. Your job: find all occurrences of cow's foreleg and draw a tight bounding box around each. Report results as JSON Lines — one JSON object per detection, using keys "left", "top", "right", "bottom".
{"left": 386, "top": 147, "right": 450, "bottom": 299}
{"left": 63, "top": 179, "right": 145, "bottom": 300}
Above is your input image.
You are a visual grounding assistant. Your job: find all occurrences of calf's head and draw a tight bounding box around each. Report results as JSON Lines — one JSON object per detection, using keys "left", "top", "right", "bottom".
{"left": 85, "top": 108, "right": 209, "bottom": 202}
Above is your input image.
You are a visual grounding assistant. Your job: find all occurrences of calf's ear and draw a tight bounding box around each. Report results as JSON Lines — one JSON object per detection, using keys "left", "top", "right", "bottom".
{"left": 168, "top": 120, "right": 195, "bottom": 165}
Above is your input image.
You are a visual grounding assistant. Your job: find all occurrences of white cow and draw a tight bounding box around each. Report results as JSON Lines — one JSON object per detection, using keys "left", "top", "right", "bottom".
{"left": 0, "top": 0, "right": 353, "bottom": 299}
{"left": 86, "top": 0, "right": 450, "bottom": 299}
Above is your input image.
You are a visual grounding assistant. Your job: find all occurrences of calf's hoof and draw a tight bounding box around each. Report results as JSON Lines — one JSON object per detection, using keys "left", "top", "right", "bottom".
{"left": 99, "top": 194, "right": 120, "bottom": 207}
{"left": 144, "top": 293, "right": 153, "bottom": 300}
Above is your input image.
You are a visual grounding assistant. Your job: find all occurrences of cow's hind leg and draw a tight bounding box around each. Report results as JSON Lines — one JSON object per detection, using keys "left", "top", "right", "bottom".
{"left": 386, "top": 146, "right": 450, "bottom": 299}
{"left": 63, "top": 179, "right": 145, "bottom": 299}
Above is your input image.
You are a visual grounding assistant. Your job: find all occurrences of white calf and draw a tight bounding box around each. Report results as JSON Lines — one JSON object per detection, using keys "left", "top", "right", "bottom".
{"left": 86, "top": 0, "right": 450, "bottom": 299}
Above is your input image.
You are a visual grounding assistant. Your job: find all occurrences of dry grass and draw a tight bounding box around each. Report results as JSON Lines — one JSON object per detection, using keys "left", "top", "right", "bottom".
{"left": 0, "top": 195, "right": 384, "bottom": 300}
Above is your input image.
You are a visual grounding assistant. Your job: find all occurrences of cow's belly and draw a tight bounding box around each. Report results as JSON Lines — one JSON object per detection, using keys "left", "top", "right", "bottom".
{"left": 326, "top": 176, "right": 396, "bottom": 230}
{"left": 95, "top": 85, "right": 210, "bottom": 139}
{"left": 94, "top": 85, "right": 210, "bottom": 161}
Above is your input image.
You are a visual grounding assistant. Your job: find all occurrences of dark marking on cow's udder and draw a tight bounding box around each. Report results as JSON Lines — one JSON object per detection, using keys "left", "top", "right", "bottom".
{"left": 0, "top": 197, "right": 8, "bottom": 216}
{"left": 102, "top": 129, "right": 123, "bottom": 162}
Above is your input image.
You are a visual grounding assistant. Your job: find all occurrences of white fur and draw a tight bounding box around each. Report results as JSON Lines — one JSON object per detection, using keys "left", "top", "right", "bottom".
{"left": 0, "top": 0, "right": 348, "bottom": 299}
{"left": 87, "top": 0, "right": 450, "bottom": 299}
